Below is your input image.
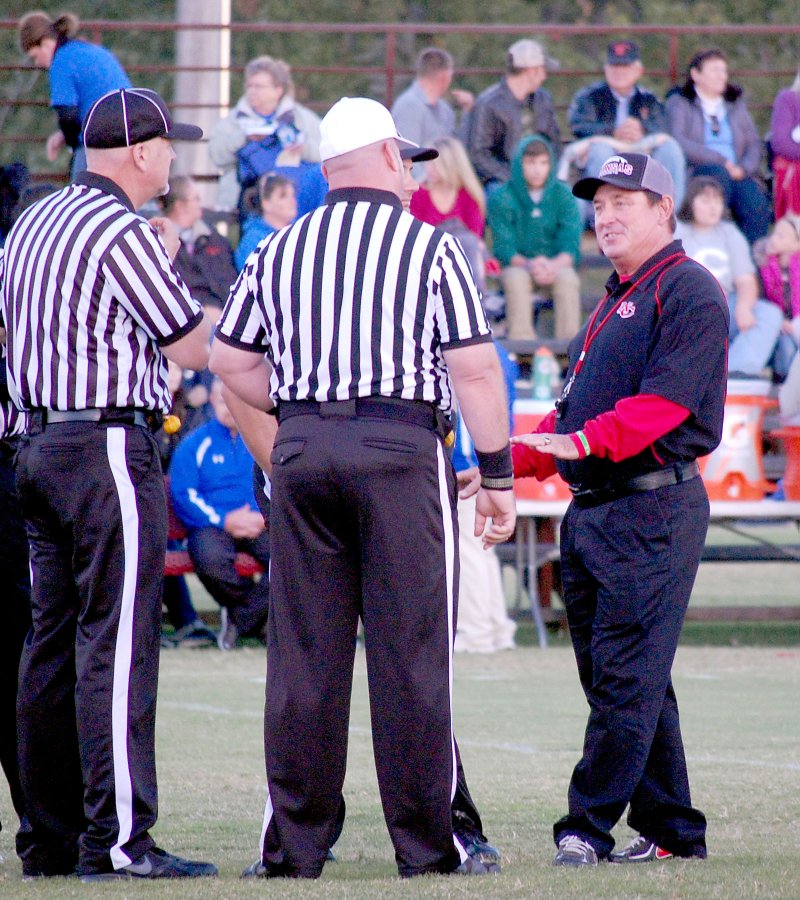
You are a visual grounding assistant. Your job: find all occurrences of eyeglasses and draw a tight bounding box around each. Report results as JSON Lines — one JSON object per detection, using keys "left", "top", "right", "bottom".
{"left": 709, "top": 114, "right": 721, "bottom": 136}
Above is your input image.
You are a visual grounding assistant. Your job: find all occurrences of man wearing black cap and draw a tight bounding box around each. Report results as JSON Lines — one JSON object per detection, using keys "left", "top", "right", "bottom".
{"left": 568, "top": 41, "right": 686, "bottom": 209}
{"left": 3, "top": 88, "right": 217, "bottom": 881}
{"left": 508, "top": 153, "right": 727, "bottom": 867}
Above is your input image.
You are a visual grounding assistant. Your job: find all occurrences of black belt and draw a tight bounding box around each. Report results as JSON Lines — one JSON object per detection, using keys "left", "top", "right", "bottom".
{"left": 569, "top": 461, "right": 700, "bottom": 508}
{"left": 28, "top": 408, "right": 159, "bottom": 432}
{"left": 277, "top": 397, "right": 452, "bottom": 441}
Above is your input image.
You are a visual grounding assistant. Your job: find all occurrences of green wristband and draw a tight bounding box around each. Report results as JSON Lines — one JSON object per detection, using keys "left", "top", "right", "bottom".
{"left": 575, "top": 430, "right": 591, "bottom": 457}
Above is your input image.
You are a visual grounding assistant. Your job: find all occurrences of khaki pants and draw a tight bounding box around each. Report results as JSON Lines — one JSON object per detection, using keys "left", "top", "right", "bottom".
{"left": 501, "top": 264, "right": 581, "bottom": 340}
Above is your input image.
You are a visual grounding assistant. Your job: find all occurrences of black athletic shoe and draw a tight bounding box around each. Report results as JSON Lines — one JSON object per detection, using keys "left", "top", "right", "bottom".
{"left": 552, "top": 834, "right": 598, "bottom": 867}
{"left": 241, "top": 860, "right": 271, "bottom": 878}
{"left": 609, "top": 835, "right": 674, "bottom": 864}
{"left": 79, "top": 847, "right": 217, "bottom": 881}
{"left": 21, "top": 865, "right": 78, "bottom": 881}
{"left": 173, "top": 619, "right": 217, "bottom": 647}
{"left": 453, "top": 856, "right": 500, "bottom": 875}
{"left": 453, "top": 813, "right": 501, "bottom": 864}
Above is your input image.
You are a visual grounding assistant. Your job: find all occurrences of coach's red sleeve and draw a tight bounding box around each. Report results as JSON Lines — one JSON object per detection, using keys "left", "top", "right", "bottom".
{"left": 512, "top": 409, "right": 559, "bottom": 480}
{"left": 579, "top": 394, "right": 690, "bottom": 461}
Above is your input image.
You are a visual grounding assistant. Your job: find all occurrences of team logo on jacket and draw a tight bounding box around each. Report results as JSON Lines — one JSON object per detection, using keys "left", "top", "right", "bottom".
{"left": 617, "top": 301, "right": 636, "bottom": 319}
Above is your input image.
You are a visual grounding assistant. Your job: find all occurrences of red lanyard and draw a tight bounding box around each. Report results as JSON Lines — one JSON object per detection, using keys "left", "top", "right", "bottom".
{"left": 556, "top": 251, "right": 684, "bottom": 417}
{"left": 572, "top": 251, "right": 684, "bottom": 379}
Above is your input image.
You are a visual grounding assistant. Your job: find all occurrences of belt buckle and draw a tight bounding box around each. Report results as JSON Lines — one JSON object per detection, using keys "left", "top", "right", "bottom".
{"left": 319, "top": 400, "right": 357, "bottom": 418}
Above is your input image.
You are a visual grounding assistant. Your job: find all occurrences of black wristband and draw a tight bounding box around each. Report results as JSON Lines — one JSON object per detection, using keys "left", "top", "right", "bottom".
{"left": 475, "top": 445, "right": 513, "bottom": 479}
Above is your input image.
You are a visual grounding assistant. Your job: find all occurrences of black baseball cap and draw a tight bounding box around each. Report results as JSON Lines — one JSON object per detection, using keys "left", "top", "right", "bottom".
{"left": 83, "top": 88, "right": 203, "bottom": 149}
{"left": 400, "top": 145, "right": 439, "bottom": 163}
{"left": 572, "top": 152, "right": 674, "bottom": 201}
{"left": 606, "top": 40, "right": 641, "bottom": 65}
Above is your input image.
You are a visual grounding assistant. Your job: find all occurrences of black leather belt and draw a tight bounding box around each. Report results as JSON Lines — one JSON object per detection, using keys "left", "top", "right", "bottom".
{"left": 29, "top": 408, "right": 158, "bottom": 432}
{"left": 277, "top": 397, "right": 452, "bottom": 440}
{"left": 569, "top": 460, "right": 700, "bottom": 508}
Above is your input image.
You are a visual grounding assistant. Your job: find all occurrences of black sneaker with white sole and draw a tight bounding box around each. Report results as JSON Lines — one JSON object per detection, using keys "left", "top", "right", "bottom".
{"left": 79, "top": 847, "right": 217, "bottom": 881}
{"left": 453, "top": 856, "right": 500, "bottom": 875}
{"left": 609, "top": 835, "right": 674, "bottom": 863}
{"left": 453, "top": 810, "right": 501, "bottom": 865}
{"left": 552, "top": 834, "right": 599, "bottom": 867}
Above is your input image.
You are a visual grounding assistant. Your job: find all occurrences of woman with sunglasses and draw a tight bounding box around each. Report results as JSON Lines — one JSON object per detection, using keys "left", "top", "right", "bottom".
{"left": 666, "top": 47, "right": 770, "bottom": 244}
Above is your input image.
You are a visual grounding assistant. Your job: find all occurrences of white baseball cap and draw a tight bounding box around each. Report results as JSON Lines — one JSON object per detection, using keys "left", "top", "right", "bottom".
{"left": 507, "top": 39, "right": 559, "bottom": 71}
{"left": 319, "top": 97, "right": 421, "bottom": 162}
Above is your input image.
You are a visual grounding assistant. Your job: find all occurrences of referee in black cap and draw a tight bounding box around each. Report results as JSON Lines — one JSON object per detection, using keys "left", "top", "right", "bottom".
{"left": 2, "top": 88, "right": 216, "bottom": 881}
{"left": 211, "top": 96, "right": 516, "bottom": 879}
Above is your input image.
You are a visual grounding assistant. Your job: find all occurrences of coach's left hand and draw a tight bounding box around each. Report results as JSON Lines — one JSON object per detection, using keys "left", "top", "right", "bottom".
{"left": 511, "top": 432, "right": 579, "bottom": 459}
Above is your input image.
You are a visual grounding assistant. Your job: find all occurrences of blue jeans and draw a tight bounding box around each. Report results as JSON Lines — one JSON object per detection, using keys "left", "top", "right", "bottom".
{"left": 727, "top": 292, "right": 783, "bottom": 375}
{"left": 691, "top": 164, "right": 771, "bottom": 244}
{"left": 585, "top": 136, "right": 687, "bottom": 209}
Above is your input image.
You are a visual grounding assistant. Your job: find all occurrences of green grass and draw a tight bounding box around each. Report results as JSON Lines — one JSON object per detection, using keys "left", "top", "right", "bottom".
{"left": 1, "top": 644, "right": 798, "bottom": 898}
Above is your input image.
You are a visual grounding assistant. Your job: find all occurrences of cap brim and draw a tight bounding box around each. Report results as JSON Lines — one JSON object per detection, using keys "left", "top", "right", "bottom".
{"left": 166, "top": 122, "right": 204, "bottom": 142}
{"left": 571, "top": 176, "right": 607, "bottom": 201}
{"left": 400, "top": 145, "right": 439, "bottom": 162}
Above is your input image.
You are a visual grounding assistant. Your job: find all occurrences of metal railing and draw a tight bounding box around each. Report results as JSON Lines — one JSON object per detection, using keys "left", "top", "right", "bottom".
{"left": 1, "top": 18, "right": 798, "bottom": 177}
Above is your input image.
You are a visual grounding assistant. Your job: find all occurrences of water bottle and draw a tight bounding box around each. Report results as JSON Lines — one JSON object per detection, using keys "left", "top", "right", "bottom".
{"left": 533, "top": 346, "right": 556, "bottom": 400}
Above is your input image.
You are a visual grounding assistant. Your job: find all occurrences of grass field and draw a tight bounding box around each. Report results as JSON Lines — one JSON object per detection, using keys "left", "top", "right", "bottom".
{"left": 1, "top": 639, "right": 798, "bottom": 899}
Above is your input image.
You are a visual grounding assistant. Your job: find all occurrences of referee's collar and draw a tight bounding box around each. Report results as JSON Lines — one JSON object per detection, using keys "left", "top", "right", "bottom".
{"left": 325, "top": 187, "right": 402, "bottom": 209}
{"left": 75, "top": 171, "right": 136, "bottom": 212}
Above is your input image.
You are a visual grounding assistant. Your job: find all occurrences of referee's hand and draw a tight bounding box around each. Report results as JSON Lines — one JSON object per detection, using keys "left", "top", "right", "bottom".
{"left": 475, "top": 488, "right": 516, "bottom": 548}
{"left": 149, "top": 216, "right": 181, "bottom": 262}
{"left": 456, "top": 466, "right": 481, "bottom": 500}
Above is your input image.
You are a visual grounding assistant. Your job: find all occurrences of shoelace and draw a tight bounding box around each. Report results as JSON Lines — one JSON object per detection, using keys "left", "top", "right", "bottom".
{"left": 559, "top": 835, "right": 592, "bottom": 854}
{"left": 628, "top": 836, "right": 652, "bottom": 853}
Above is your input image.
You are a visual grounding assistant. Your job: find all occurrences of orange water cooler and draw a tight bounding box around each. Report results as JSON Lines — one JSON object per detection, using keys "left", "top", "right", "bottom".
{"left": 511, "top": 399, "right": 572, "bottom": 501}
{"left": 699, "top": 378, "right": 776, "bottom": 500}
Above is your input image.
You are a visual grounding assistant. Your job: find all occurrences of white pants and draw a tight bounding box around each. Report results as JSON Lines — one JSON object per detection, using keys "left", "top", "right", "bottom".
{"left": 455, "top": 493, "right": 516, "bottom": 653}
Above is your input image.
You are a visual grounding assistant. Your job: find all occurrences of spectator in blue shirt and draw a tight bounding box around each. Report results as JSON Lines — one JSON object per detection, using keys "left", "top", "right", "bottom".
{"left": 169, "top": 378, "right": 270, "bottom": 649}
{"left": 18, "top": 10, "right": 131, "bottom": 177}
{"left": 235, "top": 172, "right": 298, "bottom": 269}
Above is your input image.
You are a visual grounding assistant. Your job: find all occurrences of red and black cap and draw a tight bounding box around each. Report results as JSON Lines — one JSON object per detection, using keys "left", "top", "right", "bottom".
{"left": 606, "top": 40, "right": 641, "bottom": 65}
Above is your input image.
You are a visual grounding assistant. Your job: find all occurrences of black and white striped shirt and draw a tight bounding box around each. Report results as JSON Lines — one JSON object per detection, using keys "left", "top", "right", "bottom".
{"left": 0, "top": 250, "right": 25, "bottom": 439}
{"left": 215, "top": 187, "right": 491, "bottom": 413}
{"left": 1, "top": 172, "right": 203, "bottom": 414}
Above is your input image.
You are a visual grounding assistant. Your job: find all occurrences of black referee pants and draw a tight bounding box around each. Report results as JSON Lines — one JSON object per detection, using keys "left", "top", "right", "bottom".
{"left": 0, "top": 439, "right": 31, "bottom": 831}
{"left": 14, "top": 423, "right": 165, "bottom": 876}
{"left": 554, "top": 477, "right": 709, "bottom": 858}
{"left": 260, "top": 413, "right": 465, "bottom": 878}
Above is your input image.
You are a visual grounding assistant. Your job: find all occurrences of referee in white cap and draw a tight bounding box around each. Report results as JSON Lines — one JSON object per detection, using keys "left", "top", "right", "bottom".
{"left": 3, "top": 88, "right": 216, "bottom": 881}
{"left": 211, "top": 96, "right": 516, "bottom": 879}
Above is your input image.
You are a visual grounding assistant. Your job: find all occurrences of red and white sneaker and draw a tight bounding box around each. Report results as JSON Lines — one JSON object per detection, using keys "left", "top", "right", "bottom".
{"left": 609, "top": 836, "right": 673, "bottom": 864}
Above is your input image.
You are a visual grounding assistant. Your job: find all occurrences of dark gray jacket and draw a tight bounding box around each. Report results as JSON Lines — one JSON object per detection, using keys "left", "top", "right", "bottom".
{"left": 462, "top": 78, "right": 561, "bottom": 185}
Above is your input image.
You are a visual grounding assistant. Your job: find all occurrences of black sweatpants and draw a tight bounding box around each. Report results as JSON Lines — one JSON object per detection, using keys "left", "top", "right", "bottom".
{"left": 187, "top": 526, "right": 270, "bottom": 635}
{"left": 0, "top": 438, "right": 31, "bottom": 831}
{"left": 554, "top": 476, "right": 709, "bottom": 858}
{"left": 14, "top": 422, "right": 166, "bottom": 876}
{"left": 260, "top": 412, "right": 466, "bottom": 878}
